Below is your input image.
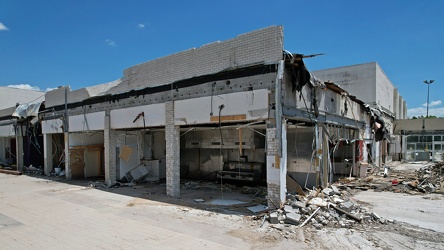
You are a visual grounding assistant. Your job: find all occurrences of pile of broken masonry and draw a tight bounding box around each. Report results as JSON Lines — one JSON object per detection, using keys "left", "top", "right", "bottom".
{"left": 335, "top": 161, "right": 443, "bottom": 195}
{"left": 265, "top": 184, "right": 390, "bottom": 230}
{"left": 264, "top": 161, "right": 443, "bottom": 229}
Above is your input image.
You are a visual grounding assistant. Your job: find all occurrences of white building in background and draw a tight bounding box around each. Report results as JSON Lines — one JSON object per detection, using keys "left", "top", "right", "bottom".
{"left": 313, "top": 62, "right": 407, "bottom": 163}
{"left": 313, "top": 62, "right": 407, "bottom": 120}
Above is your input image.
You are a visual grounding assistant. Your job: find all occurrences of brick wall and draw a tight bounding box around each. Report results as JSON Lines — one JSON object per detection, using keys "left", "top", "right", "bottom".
{"left": 266, "top": 127, "right": 281, "bottom": 208}
{"left": 267, "top": 127, "right": 278, "bottom": 156}
{"left": 107, "top": 26, "right": 283, "bottom": 95}
{"left": 165, "top": 102, "right": 180, "bottom": 197}
{"left": 267, "top": 183, "right": 281, "bottom": 209}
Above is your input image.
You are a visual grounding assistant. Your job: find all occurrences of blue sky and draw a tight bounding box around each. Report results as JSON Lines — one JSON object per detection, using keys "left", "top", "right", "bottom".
{"left": 1, "top": 0, "right": 443, "bottom": 117}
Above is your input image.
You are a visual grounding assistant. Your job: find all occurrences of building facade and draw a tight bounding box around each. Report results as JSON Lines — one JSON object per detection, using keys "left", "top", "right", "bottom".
{"left": 313, "top": 62, "right": 407, "bottom": 164}
{"left": 1, "top": 26, "right": 375, "bottom": 208}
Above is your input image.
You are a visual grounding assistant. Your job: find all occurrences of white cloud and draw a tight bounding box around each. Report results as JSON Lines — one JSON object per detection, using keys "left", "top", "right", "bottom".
{"left": 138, "top": 23, "right": 145, "bottom": 28}
{"left": 422, "top": 100, "right": 442, "bottom": 107}
{"left": 45, "top": 87, "right": 57, "bottom": 92}
{"left": 105, "top": 39, "right": 116, "bottom": 46}
{"left": 430, "top": 100, "right": 441, "bottom": 107}
{"left": 0, "top": 22, "right": 9, "bottom": 31}
{"left": 7, "top": 84, "right": 40, "bottom": 91}
{"left": 408, "top": 106, "right": 444, "bottom": 118}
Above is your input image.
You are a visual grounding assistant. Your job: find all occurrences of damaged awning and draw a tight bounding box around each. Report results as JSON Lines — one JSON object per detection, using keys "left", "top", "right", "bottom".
{"left": 12, "top": 100, "right": 43, "bottom": 119}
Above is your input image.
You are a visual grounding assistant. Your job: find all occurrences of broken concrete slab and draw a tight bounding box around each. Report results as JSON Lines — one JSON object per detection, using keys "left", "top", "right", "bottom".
{"left": 340, "top": 201, "right": 354, "bottom": 211}
{"left": 269, "top": 212, "right": 279, "bottom": 224}
{"left": 322, "top": 188, "right": 333, "bottom": 196}
{"left": 307, "top": 197, "right": 327, "bottom": 207}
{"left": 331, "top": 185, "right": 341, "bottom": 195}
{"left": 285, "top": 212, "right": 302, "bottom": 225}
{"left": 291, "top": 201, "right": 305, "bottom": 208}
{"left": 247, "top": 205, "right": 268, "bottom": 213}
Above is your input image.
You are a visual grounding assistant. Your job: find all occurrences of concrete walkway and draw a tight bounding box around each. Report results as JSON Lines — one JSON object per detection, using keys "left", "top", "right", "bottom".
{"left": 0, "top": 174, "right": 250, "bottom": 249}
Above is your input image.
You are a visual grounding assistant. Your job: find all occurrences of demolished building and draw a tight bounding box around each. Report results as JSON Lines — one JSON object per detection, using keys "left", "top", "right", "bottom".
{"left": 0, "top": 87, "right": 45, "bottom": 171}
{"left": 36, "top": 26, "right": 374, "bottom": 207}
{"left": 313, "top": 62, "right": 407, "bottom": 165}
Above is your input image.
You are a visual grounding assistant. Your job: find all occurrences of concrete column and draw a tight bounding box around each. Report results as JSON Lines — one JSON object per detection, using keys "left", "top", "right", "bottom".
{"left": 137, "top": 131, "right": 144, "bottom": 161}
{"left": 165, "top": 101, "right": 180, "bottom": 198}
{"left": 16, "top": 132, "right": 24, "bottom": 171}
{"left": 64, "top": 132, "right": 71, "bottom": 180}
{"left": 43, "top": 133, "right": 53, "bottom": 175}
{"left": 104, "top": 113, "right": 117, "bottom": 186}
{"left": 266, "top": 123, "right": 288, "bottom": 209}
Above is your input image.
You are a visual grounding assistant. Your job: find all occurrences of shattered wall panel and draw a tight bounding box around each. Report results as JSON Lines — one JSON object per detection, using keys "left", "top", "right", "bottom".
{"left": 0, "top": 124, "right": 15, "bottom": 137}
{"left": 287, "top": 127, "right": 314, "bottom": 173}
{"left": 69, "top": 111, "right": 105, "bottom": 132}
{"left": 107, "top": 26, "right": 283, "bottom": 95}
{"left": 69, "top": 133, "right": 104, "bottom": 147}
{"left": 110, "top": 103, "right": 165, "bottom": 129}
{"left": 174, "top": 89, "right": 269, "bottom": 125}
{"left": 42, "top": 118, "right": 64, "bottom": 134}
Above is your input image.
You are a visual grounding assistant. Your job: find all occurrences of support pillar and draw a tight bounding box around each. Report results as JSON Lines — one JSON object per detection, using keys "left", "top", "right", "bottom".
{"left": 165, "top": 101, "right": 180, "bottom": 198}
{"left": 64, "top": 132, "right": 71, "bottom": 179}
{"left": 266, "top": 124, "right": 287, "bottom": 209}
{"left": 15, "top": 131, "right": 24, "bottom": 172}
{"left": 43, "top": 133, "right": 53, "bottom": 175}
{"left": 104, "top": 113, "right": 117, "bottom": 186}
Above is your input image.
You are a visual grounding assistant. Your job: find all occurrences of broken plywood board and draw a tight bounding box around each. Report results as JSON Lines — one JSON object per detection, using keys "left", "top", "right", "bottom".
{"left": 119, "top": 145, "right": 133, "bottom": 162}
{"left": 210, "top": 114, "right": 246, "bottom": 122}
{"left": 287, "top": 174, "right": 305, "bottom": 196}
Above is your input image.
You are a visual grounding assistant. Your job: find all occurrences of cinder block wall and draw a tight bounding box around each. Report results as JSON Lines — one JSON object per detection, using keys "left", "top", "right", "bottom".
{"left": 107, "top": 26, "right": 283, "bottom": 95}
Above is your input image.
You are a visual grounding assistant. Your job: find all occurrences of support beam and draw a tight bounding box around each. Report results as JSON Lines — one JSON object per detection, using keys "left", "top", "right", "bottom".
{"left": 43, "top": 133, "right": 53, "bottom": 175}
{"left": 64, "top": 132, "right": 71, "bottom": 179}
{"left": 104, "top": 113, "right": 117, "bottom": 186}
{"left": 165, "top": 101, "right": 180, "bottom": 198}
{"left": 15, "top": 130, "right": 24, "bottom": 172}
{"left": 266, "top": 122, "right": 287, "bottom": 209}
{"left": 283, "top": 106, "right": 365, "bottom": 129}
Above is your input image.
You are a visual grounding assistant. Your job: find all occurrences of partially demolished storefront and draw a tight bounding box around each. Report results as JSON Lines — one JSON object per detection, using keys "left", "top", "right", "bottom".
{"left": 40, "top": 26, "right": 372, "bottom": 207}
{"left": 0, "top": 98, "right": 45, "bottom": 172}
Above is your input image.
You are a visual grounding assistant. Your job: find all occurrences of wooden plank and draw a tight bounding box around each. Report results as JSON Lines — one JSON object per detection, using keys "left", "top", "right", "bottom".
{"left": 210, "top": 114, "right": 246, "bottom": 122}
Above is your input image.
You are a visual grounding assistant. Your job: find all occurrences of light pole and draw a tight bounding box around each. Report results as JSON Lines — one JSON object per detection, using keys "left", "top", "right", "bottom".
{"left": 423, "top": 80, "right": 434, "bottom": 118}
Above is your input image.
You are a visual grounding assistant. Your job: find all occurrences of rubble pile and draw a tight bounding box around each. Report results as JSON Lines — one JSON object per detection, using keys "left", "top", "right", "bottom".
{"left": 266, "top": 185, "right": 392, "bottom": 229}
{"left": 407, "top": 161, "right": 444, "bottom": 193}
{"left": 335, "top": 161, "right": 443, "bottom": 195}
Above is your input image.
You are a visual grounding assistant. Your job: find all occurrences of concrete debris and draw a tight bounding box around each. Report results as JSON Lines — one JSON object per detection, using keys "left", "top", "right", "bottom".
{"left": 265, "top": 182, "right": 391, "bottom": 230}
{"left": 88, "top": 181, "right": 107, "bottom": 189}
{"left": 307, "top": 197, "right": 327, "bottom": 207}
{"left": 269, "top": 212, "right": 279, "bottom": 224}
{"left": 336, "top": 161, "right": 443, "bottom": 195}
{"left": 322, "top": 188, "right": 334, "bottom": 196}
{"left": 285, "top": 212, "right": 302, "bottom": 225}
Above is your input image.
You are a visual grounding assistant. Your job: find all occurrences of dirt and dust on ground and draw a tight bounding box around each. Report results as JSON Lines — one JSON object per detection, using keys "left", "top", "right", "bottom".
{"left": 14, "top": 160, "right": 444, "bottom": 249}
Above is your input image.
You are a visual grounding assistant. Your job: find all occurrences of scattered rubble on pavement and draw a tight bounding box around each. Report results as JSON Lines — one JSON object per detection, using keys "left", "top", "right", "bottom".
{"left": 255, "top": 160, "right": 443, "bottom": 233}
{"left": 335, "top": 161, "right": 443, "bottom": 195}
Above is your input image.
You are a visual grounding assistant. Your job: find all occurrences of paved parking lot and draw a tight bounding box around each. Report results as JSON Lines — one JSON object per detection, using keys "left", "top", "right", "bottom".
{"left": 0, "top": 174, "right": 251, "bottom": 250}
